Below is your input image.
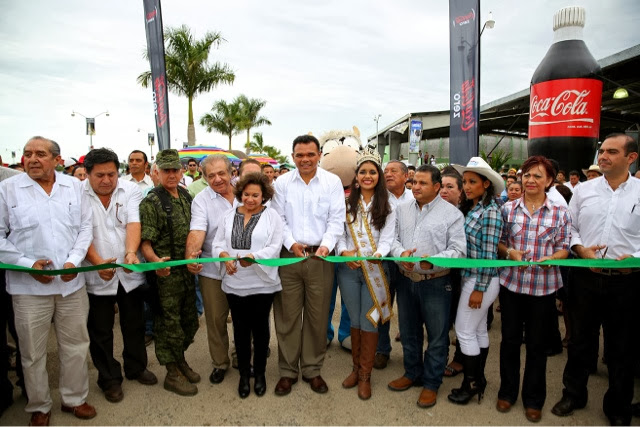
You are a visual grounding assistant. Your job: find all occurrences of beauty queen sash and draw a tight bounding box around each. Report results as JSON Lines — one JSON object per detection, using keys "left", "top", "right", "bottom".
{"left": 346, "top": 199, "right": 393, "bottom": 327}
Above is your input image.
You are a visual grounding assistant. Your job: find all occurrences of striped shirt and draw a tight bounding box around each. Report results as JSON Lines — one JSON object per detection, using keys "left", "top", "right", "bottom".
{"left": 461, "top": 199, "right": 503, "bottom": 291}
{"left": 499, "top": 197, "right": 571, "bottom": 296}
{"left": 391, "top": 195, "right": 467, "bottom": 274}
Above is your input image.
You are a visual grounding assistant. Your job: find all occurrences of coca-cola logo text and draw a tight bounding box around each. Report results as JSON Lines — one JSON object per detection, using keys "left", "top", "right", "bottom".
{"left": 530, "top": 89, "right": 592, "bottom": 122}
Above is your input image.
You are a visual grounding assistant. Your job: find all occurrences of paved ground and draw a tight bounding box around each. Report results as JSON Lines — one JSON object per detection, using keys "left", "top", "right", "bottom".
{"left": 2, "top": 300, "right": 640, "bottom": 426}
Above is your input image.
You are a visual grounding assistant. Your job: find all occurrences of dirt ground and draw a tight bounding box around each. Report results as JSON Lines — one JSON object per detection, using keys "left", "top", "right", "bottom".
{"left": 2, "top": 298, "right": 640, "bottom": 426}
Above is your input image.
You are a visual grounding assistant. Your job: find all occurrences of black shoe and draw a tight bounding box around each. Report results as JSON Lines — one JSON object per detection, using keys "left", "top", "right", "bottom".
{"left": 632, "top": 402, "right": 640, "bottom": 418}
{"left": 209, "top": 368, "right": 226, "bottom": 384}
{"left": 254, "top": 374, "right": 266, "bottom": 396}
{"left": 238, "top": 375, "right": 250, "bottom": 399}
{"left": 608, "top": 415, "right": 629, "bottom": 426}
{"left": 551, "top": 396, "right": 584, "bottom": 417}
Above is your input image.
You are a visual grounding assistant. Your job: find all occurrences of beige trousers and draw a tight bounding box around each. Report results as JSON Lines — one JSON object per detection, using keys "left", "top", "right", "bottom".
{"left": 274, "top": 249, "right": 334, "bottom": 378}
{"left": 199, "top": 276, "right": 230, "bottom": 369}
{"left": 12, "top": 287, "right": 90, "bottom": 414}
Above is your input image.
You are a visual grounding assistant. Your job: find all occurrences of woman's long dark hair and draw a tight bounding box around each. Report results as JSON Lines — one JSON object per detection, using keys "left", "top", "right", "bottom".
{"left": 460, "top": 171, "right": 495, "bottom": 217}
{"left": 347, "top": 161, "right": 391, "bottom": 231}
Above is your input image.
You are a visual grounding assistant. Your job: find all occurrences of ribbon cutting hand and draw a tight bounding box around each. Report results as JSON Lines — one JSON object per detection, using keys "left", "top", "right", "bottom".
{"left": 30, "top": 259, "right": 54, "bottom": 284}
{"left": 186, "top": 250, "right": 203, "bottom": 275}
{"left": 341, "top": 250, "right": 361, "bottom": 270}
{"left": 61, "top": 262, "right": 78, "bottom": 282}
{"left": 419, "top": 254, "right": 433, "bottom": 270}
{"left": 238, "top": 254, "right": 254, "bottom": 268}
{"left": 97, "top": 258, "right": 118, "bottom": 281}
{"left": 155, "top": 257, "right": 171, "bottom": 277}
{"left": 123, "top": 252, "right": 140, "bottom": 274}
{"left": 400, "top": 248, "right": 417, "bottom": 271}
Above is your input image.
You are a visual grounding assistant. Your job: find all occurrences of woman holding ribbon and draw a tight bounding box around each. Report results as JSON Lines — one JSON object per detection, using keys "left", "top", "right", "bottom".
{"left": 448, "top": 157, "right": 504, "bottom": 405}
{"left": 211, "top": 172, "right": 283, "bottom": 399}
{"left": 495, "top": 155, "right": 570, "bottom": 423}
{"left": 336, "top": 146, "right": 395, "bottom": 400}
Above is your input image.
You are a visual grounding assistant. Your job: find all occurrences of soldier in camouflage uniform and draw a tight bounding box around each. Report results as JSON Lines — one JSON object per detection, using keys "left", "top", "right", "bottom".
{"left": 140, "top": 149, "right": 200, "bottom": 396}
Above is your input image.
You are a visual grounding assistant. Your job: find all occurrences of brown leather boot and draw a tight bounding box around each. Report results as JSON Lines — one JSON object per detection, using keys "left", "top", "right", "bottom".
{"left": 342, "top": 328, "right": 361, "bottom": 388}
{"left": 164, "top": 363, "right": 198, "bottom": 396}
{"left": 358, "top": 330, "right": 378, "bottom": 400}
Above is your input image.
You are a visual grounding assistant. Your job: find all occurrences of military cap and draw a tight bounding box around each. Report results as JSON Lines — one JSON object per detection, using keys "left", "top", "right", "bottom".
{"left": 156, "top": 149, "right": 182, "bottom": 170}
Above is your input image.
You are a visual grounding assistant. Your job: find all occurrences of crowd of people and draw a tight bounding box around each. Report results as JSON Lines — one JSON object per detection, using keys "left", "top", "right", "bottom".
{"left": 1, "top": 132, "right": 639, "bottom": 426}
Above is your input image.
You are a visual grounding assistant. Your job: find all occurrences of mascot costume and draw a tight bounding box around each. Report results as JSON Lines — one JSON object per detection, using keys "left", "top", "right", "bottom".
{"left": 318, "top": 126, "right": 363, "bottom": 351}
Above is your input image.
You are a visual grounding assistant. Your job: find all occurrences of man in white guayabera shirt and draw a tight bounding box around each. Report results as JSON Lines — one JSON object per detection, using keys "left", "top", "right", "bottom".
{"left": 0, "top": 136, "right": 95, "bottom": 426}
{"left": 185, "top": 155, "right": 238, "bottom": 385}
{"left": 81, "top": 148, "right": 158, "bottom": 404}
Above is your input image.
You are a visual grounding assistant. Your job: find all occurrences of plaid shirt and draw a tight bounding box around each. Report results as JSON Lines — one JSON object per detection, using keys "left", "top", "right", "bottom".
{"left": 461, "top": 199, "right": 503, "bottom": 291}
{"left": 499, "top": 197, "right": 571, "bottom": 296}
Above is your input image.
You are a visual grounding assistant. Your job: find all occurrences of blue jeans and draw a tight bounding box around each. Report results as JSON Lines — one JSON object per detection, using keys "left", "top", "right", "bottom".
{"left": 194, "top": 275, "right": 204, "bottom": 317}
{"left": 377, "top": 261, "right": 398, "bottom": 356}
{"left": 337, "top": 263, "right": 390, "bottom": 333}
{"left": 327, "top": 267, "right": 351, "bottom": 343}
{"left": 396, "top": 273, "right": 452, "bottom": 391}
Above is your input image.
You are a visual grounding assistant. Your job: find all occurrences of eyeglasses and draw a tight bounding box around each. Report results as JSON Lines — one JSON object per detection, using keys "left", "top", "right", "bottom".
{"left": 115, "top": 203, "right": 123, "bottom": 224}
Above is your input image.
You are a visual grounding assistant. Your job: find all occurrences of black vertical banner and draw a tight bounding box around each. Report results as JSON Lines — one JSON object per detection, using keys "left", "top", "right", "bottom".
{"left": 449, "top": 0, "right": 480, "bottom": 165}
{"left": 143, "top": 0, "right": 170, "bottom": 150}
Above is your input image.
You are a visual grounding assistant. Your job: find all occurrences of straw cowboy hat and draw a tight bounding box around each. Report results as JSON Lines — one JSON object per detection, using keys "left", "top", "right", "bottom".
{"left": 582, "top": 164, "right": 602, "bottom": 177}
{"left": 452, "top": 157, "right": 505, "bottom": 194}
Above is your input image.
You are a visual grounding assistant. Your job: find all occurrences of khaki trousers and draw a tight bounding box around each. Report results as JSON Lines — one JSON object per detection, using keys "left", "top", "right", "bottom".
{"left": 199, "top": 275, "right": 230, "bottom": 369}
{"left": 12, "top": 287, "right": 90, "bottom": 414}
{"left": 274, "top": 249, "right": 334, "bottom": 378}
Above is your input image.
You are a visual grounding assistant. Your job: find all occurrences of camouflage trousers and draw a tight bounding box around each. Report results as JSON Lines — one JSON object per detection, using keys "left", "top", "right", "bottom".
{"left": 154, "top": 268, "right": 199, "bottom": 365}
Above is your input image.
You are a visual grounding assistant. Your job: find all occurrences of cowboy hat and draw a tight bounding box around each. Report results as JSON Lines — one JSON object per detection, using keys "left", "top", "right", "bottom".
{"left": 452, "top": 157, "right": 505, "bottom": 193}
{"left": 581, "top": 164, "right": 602, "bottom": 176}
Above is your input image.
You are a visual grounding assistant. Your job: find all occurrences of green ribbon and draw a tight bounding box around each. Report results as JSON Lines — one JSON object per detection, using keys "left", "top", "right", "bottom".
{"left": 2, "top": 256, "right": 639, "bottom": 276}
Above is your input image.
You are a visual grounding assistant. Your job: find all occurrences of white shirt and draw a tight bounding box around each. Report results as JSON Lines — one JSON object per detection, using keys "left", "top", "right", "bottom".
{"left": 272, "top": 168, "right": 346, "bottom": 251}
{"left": 547, "top": 186, "right": 568, "bottom": 208}
{"left": 336, "top": 196, "right": 397, "bottom": 258}
{"left": 189, "top": 186, "right": 237, "bottom": 279}
{"left": 82, "top": 179, "right": 145, "bottom": 295}
{"left": 391, "top": 195, "right": 467, "bottom": 274}
{"left": 0, "top": 172, "right": 93, "bottom": 296}
{"left": 569, "top": 174, "right": 640, "bottom": 259}
{"left": 567, "top": 181, "right": 580, "bottom": 192}
{"left": 180, "top": 175, "right": 193, "bottom": 187}
{"left": 211, "top": 207, "right": 283, "bottom": 296}
{"left": 123, "top": 173, "right": 154, "bottom": 192}
{"left": 389, "top": 188, "right": 414, "bottom": 209}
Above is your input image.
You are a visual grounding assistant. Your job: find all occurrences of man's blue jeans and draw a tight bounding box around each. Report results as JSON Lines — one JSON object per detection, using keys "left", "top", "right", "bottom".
{"left": 377, "top": 261, "right": 398, "bottom": 356}
{"left": 396, "top": 273, "right": 451, "bottom": 392}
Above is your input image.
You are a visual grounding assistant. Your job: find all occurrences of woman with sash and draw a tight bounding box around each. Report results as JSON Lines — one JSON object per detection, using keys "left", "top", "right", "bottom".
{"left": 448, "top": 157, "right": 504, "bottom": 405}
{"left": 336, "top": 146, "right": 394, "bottom": 400}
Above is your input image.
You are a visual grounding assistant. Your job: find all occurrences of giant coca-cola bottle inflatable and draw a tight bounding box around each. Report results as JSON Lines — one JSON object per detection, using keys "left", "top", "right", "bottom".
{"left": 528, "top": 6, "right": 602, "bottom": 174}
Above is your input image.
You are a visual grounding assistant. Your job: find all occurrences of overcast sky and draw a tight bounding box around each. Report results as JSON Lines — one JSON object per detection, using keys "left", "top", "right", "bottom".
{"left": 1, "top": 0, "right": 638, "bottom": 164}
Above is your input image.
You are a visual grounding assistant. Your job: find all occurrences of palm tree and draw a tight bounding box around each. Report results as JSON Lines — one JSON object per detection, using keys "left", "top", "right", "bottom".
{"left": 263, "top": 145, "right": 289, "bottom": 165}
{"left": 247, "top": 132, "right": 267, "bottom": 154}
{"left": 200, "top": 98, "right": 243, "bottom": 150}
{"left": 237, "top": 95, "right": 271, "bottom": 153}
{"left": 137, "top": 25, "right": 235, "bottom": 146}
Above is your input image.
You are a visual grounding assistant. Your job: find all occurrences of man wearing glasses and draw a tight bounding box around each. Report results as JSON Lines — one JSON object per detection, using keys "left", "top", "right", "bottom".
{"left": 82, "top": 148, "right": 157, "bottom": 404}
{"left": 552, "top": 134, "right": 640, "bottom": 425}
{"left": 185, "top": 159, "right": 201, "bottom": 182}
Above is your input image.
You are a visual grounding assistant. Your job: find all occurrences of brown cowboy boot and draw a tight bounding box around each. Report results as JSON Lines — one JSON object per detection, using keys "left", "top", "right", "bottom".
{"left": 342, "top": 328, "right": 361, "bottom": 388}
{"left": 358, "top": 330, "right": 379, "bottom": 400}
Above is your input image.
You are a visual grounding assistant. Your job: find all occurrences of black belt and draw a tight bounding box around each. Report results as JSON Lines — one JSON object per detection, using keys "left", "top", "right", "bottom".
{"left": 303, "top": 245, "right": 321, "bottom": 255}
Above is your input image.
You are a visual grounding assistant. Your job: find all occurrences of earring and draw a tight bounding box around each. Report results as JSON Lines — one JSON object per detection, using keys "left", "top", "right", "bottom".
{"left": 355, "top": 183, "right": 360, "bottom": 188}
